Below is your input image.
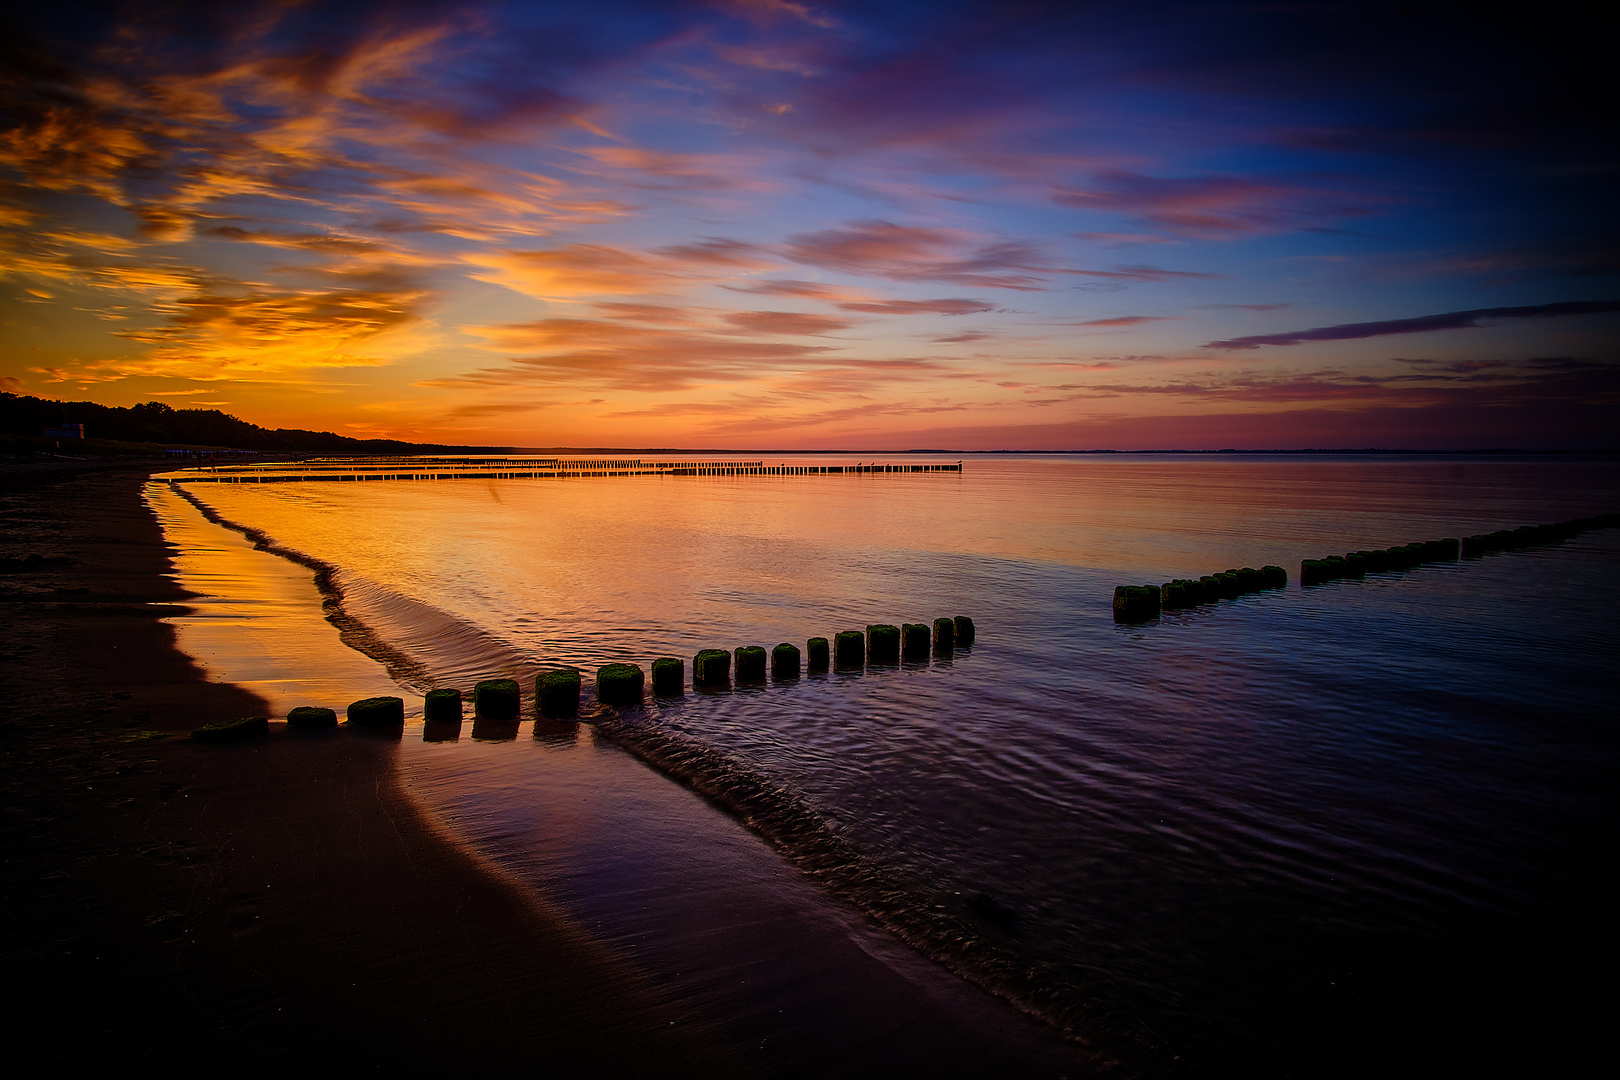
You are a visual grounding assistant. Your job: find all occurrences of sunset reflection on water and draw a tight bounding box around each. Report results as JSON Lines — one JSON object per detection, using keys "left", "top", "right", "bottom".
{"left": 153, "top": 453, "right": 1619, "bottom": 1076}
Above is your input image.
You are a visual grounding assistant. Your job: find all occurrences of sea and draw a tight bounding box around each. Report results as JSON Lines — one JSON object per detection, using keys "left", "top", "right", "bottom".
{"left": 148, "top": 453, "right": 1620, "bottom": 1077}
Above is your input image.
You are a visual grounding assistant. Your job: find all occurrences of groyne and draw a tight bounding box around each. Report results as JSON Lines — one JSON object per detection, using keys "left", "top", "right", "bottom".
{"left": 1112, "top": 512, "right": 1618, "bottom": 622}
{"left": 164, "top": 456, "right": 964, "bottom": 483}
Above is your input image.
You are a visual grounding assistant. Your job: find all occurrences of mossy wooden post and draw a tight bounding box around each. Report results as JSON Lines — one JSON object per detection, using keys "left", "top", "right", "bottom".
{"left": 1112, "top": 585, "right": 1161, "bottom": 621}
{"left": 901, "top": 623, "right": 930, "bottom": 660}
{"left": 347, "top": 696, "right": 404, "bottom": 728}
{"left": 651, "top": 657, "right": 684, "bottom": 696}
{"left": 537, "top": 669, "right": 580, "bottom": 718}
{"left": 772, "top": 642, "right": 801, "bottom": 680}
{"left": 807, "top": 637, "right": 829, "bottom": 672}
{"left": 423, "top": 688, "right": 462, "bottom": 722}
{"left": 694, "top": 648, "right": 732, "bottom": 688}
{"left": 932, "top": 617, "right": 955, "bottom": 655}
{"left": 1260, "top": 565, "right": 1288, "bottom": 589}
{"left": 953, "top": 616, "right": 975, "bottom": 646}
{"left": 597, "top": 663, "right": 645, "bottom": 705}
{"left": 287, "top": 706, "right": 338, "bottom": 731}
{"left": 474, "top": 679, "right": 520, "bottom": 719}
{"left": 866, "top": 624, "right": 900, "bottom": 664}
{"left": 735, "top": 646, "right": 767, "bottom": 682}
{"left": 192, "top": 716, "right": 270, "bottom": 742}
{"left": 834, "top": 630, "right": 865, "bottom": 669}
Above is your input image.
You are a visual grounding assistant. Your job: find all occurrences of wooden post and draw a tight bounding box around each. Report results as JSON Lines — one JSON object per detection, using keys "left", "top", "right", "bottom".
{"left": 537, "top": 669, "right": 580, "bottom": 718}
{"left": 651, "top": 657, "right": 684, "bottom": 695}
{"left": 596, "top": 663, "right": 645, "bottom": 706}
{"left": 772, "top": 642, "right": 801, "bottom": 680}
{"left": 474, "top": 679, "right": 520, "bottom": 719}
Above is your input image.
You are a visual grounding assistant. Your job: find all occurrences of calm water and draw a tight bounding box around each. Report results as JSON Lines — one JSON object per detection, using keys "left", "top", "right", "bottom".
{"left": 161, "top": 454, "right": 1620, "bottom": 1076}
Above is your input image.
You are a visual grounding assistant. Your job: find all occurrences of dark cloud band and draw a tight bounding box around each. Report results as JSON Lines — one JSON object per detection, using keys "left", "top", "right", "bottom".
{"left": 1204, "top": 301, "right": 1620, "bottom": 350}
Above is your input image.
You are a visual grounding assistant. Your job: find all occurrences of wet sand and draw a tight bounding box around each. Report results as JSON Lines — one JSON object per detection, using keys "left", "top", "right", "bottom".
{"left": 0, "top": 463, "right": 746, "bottom": 1073}
{"left": 1, "top": 463, "right": 1101, "bottom": 1076}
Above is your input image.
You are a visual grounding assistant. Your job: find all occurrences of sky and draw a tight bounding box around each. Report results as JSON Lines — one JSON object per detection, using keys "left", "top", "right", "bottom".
{"left": 1, "top": 0, "right": 1615, "bottom": 450}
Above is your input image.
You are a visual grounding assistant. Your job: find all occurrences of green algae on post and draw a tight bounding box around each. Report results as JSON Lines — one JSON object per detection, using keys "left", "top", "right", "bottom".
{"left": 651, "top": 656, "right": 684, "bottom": 696}
{"left": 834, "top": 630, "right": 865, "bottom": 669}
{"left": 191, "top": 715, "right": 269, "bottom": 742}
{"left": 537, "top": 668, "right": 580, "bottom": 718}
{"left": 473, "top": 679, "right": 520, "bottom": 719}
{"left": 901, "top": 623, "right": 930, "bottom": 660}
{"left": 596, "top": 663, "right": 645, "bottom": 705}
{"left": 735, "top": 645, "right": 767, "bottom": 682}
{"left": 694, "top": 648, "right": 732, "bottom": 687}
{"left": 286, "top": 705, "right": 338, "bottom": 730}
{"left": 772, "top": 642, "right": 801, "bottom": 680}
{"left": 866, "top": 624, "right": 900, "bottom": 664}
{"left": 423, "top": 688, "right": 462, "bottom": 722}
{"left": 806, "top": 637, "right": 830, "bottom": 672}
{"left": 953, "top": 616, "right": 975, "bottom": 647}
{"left": 348, "top": 696, "right": 405, "bottom": 727}
{"left": 932, "top": 617, "right": 955, "bottom": 655}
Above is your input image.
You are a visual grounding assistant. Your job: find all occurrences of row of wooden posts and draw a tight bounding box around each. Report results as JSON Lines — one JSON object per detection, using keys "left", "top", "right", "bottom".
{"left": 1298, "top": 512, "right": 1618, "bottom": 586}
{"left": 1110, "top": 512, "right": 1618, "bottom": 623}
{"left": 193, "top": 616, "right": 975, "bottom": 738}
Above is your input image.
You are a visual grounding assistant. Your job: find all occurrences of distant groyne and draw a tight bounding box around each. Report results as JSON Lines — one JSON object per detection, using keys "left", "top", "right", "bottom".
{"left": 164, "top": 456, "right": 964, "bottom": 483}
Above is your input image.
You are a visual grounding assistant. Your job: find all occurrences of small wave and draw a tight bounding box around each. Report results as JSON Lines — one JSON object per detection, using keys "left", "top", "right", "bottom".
{"left": 593, "top": 709, "right": 1166, "bottom": 1071}
{"left": 169, "top": 482, "right": 441, "bottom": 693}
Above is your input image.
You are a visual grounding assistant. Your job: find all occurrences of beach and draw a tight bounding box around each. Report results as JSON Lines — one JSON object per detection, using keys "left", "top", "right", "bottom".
{"left": 0, "top": 463, "right": 756, "bottom": 1073}
{"left": 1, "top": 462, "right": 1101, "bottom": 1076}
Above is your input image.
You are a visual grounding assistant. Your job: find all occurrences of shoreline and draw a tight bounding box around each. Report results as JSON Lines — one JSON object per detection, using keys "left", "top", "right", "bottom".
{"left": 3, "top": 462, "right": 1104, "bottom": 1076}
{"left": 0, "top": 463, "right": 747, "bottom": 1072}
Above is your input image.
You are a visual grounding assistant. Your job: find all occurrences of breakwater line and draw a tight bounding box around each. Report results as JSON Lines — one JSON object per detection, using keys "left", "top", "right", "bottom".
{"left": 1301, "top": 512, "right": 1620, "bottom": 585}
{"left": 163, "top": 455, "right": 965, "bottom": 484}
{"left": 1114, "top": 512, "right": 1620, "bottom": 621}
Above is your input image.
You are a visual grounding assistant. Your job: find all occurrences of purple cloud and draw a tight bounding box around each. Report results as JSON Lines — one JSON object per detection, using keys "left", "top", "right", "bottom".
{"left": 1204, "top": 301, "right": 1620, "bottom": 350}
{"left": 1053, "top": 171, "right": 1374, "bottom": 238}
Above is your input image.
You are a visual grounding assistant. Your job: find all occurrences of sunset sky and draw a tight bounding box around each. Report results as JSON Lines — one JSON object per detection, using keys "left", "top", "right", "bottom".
{"left": 2, "top": 0, "right": 1614, "bottom": 449}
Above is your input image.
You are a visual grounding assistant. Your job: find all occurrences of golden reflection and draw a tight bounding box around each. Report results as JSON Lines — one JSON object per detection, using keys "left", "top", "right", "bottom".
{"left": 145, "top": 481, "right": 413, "bottom": 719}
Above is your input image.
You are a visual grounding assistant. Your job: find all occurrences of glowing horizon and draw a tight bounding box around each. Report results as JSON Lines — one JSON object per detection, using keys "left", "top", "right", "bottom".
{"left": 2, "top": 1, "right": 1615, "bottom": 450}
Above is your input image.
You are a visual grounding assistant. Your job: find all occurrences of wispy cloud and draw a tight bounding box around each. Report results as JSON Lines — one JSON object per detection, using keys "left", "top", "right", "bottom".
{"left": 836, "top": 297, "right": 998, "bottom": 316}
{"left": 1074, "top": 315, "right": 1180, "bottom": 328}
{"left": 1204, "top": 301, "right": 1620, "bottom": 350}
{"left": 720, "top": 310, "right": 854, "bottom": 335}
{"left": 440, "top": 317, "right": 840, "bottom": 392}
{"left": 1053, "top": 172, "right": 1376, "bottom": 238}
{"left": 778, "top": 219, "right": 1209, "bottom": 290}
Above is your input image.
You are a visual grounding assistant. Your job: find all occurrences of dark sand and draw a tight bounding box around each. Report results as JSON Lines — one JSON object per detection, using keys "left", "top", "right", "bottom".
{"left": 0, "top": 463, "right": 748, "bottom": 1073}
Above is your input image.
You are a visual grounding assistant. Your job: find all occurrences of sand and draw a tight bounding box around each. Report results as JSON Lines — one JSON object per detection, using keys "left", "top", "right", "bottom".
{"left": 0, "top": 462, "right": 749, "bottom": 1073}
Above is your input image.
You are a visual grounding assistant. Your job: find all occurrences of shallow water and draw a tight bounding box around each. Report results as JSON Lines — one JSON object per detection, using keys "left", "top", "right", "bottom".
{"left": 158, "top": 454, "right": 1620, "bottom": 1075}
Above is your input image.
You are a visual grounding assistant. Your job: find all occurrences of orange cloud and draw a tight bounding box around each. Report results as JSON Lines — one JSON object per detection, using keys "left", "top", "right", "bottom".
{"left": 466, "top": 244, "right": 679, "bottom": 298}
{"left": 106, "top": 274, "right": 433, "bottom": 379}
{"left": 449, "top": 317, "right": 839, "bottom": 391}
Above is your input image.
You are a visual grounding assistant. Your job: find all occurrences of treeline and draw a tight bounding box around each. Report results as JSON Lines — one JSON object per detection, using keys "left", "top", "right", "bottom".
{"left": 1, "top": 392, "right": 504, "bottom": 455}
